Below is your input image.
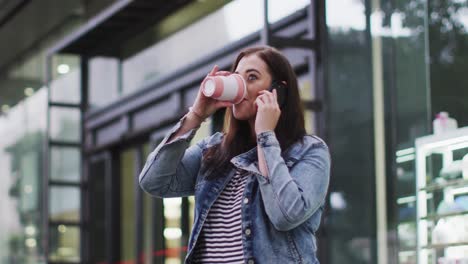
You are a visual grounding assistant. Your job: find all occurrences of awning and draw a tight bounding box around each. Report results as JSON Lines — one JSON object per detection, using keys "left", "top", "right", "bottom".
{"left": 48, "top": 0, "right": 194, "bottom": 58}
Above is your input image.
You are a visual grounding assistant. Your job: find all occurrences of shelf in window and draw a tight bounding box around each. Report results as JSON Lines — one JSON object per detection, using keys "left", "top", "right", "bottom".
{"left": 419, "top": 178, "right": 468, "bottom": 192}
{"left": 397, "top": 219, "right": 416, "bottom": 225}
{"left": 422, "top": 241, "right": 468, "bottom": 250}
{"left": 420, "top": 210, "right": 468, "bottom": 221}
{"left": 397, "top": 195, "right": 416, "bottom": 205}
{"left": 398, "top": 246, "right": 417, "bottom": 252}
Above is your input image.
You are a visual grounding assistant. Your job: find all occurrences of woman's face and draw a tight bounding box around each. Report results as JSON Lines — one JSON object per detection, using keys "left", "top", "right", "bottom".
{"left": 232, "top": 54, "right": 272, "bottom": 121}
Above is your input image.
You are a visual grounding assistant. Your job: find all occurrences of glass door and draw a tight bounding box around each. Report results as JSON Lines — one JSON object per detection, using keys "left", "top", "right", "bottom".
{"left": 87, "top": 152, "right": 111, "bottom": 263}
{"left": 120, "top": 148, "right": 137, "bottom": 263}
{"left": 119, "top": 141, "right": 164, "bottom": 264}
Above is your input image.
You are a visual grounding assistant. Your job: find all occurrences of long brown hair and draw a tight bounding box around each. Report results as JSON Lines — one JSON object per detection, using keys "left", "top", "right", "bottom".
{"left": 203, "top": 46, "right": 306, "bottom": 179}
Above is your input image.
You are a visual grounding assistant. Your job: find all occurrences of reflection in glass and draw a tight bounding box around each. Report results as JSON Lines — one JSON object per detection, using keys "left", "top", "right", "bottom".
{"left": 49, "top": 225, "right": 80, "bottom": 262}
{"left": 50, "top": 146, "right": 80, "bottom": 182}
{"left": 326, "top": 0, "right": 377, "bottom": 262}
{"left": 189, "top": 196, "right": 195, "bottom": 232}
{"left": 88, "top": 57, "right": 120, "bottom": 109}
{"left": 49, "top": 186, "right": 80, "bottom": 222}
{"left": 0, "top": 81, "right": 47, "bottom": 262}
{"left": 382, "top": 0, "right": 432, "bottom": 261}
{"left": 164, "top": 198, "right": 182, "bottom": 264}
{"left": 49, "top": 107, "right": 81, "bottom": 142}
{"left": 298, "top": 74, "right": 316, "bottom": 134}
{"left": 326, "top": 0, "right": 365, "bottom": 31}
{"left": 49, "top": 55, "right": 81, "bottom": 104}
{"left": 429, "top": 0, "right": 468, "bottom": 128}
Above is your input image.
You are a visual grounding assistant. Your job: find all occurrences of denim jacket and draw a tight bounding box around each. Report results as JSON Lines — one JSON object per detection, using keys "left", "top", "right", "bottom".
{"left": 139, "top": 117, "right": 331, "bottom": 264}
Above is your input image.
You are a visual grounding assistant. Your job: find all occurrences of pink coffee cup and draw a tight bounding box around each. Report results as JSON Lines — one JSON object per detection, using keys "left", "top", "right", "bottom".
{"left": 201, "top": 73, "right": 246, "bottom": 104}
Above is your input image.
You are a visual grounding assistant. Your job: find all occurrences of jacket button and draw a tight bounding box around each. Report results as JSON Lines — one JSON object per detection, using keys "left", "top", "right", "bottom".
{"left": 245, "top": 228, "right": 251, "bottom": 236}
{"left": 243, "top": 198, "right": 249, "bottom": 204}
{"left": 248, "top": 259, "right": 255, "bottom": 264}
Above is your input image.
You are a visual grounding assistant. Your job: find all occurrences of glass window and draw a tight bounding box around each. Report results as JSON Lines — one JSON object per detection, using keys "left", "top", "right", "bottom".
{"left": 49, "top": 107, "right": 81, "bottom": 142}
{"left": 49, "top": 224, "right": 80, "bottom": 262}
{"left": 373, "top": 0, "right": 432, "bottom": 262}
{"left": 0, "top": 38, "right": 76, "bottom": 264}
{"left": 50, "top": 146, "right": 80, "bottom": 182}
{"left": 326, "top": 0, "right": 377, "bottom": 263}
{"left": 298, "top": 73, "right": 316, "bottom": 134}
{"left": 0, "top": 4, "right": 84, "bottom": 262}
{"left": 88, "top": 57, "right": 120, "bottom": 109}
{"left": 164, "top": 198, "right": 183, "bottom": 264}
{"left": 428, "top": 0, "right": 468, "bottom": 127}
{"left": 1, "top": 135, "right": 43, "bottom": 263}
{"left": 49, "top": 186, "right": 81, "bottom": 222}
{"left": 88, "top": 154, "right": 108, "bottom": 263}
{"left": 50, "top": 55, "right": 81, "bottom": 104}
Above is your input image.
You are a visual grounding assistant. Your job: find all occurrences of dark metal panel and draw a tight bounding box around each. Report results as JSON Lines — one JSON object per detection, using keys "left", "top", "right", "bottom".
{"left": 180, "top": 197, "right": 190, "bottom": 261}
{"left": 312, "top": 0, "right": 328, "bottom": 140}
{"left": 48, "top": 180, "right": 81, "bottom": 187}
{"left": 80, "top": 56, "right": 89, "bottom": 264}
{"left": 0, "top": 0, "right": 31, "bottom": 29}
{"left": 47, "top": 0, "right": 132, "bottom": 56}
{"left": 95, "top": 116, "right": 129, "bottom": 146}
{"left": 110, "top": 150, "right": 122, "bottom": 263}
{"left": 49, "top": 102, "right": 81, "bottom": 108}
{"left": 153, "top": 198, "right": 165, "bottom": 264}
{"left": 0, "top": 0, "right": 81, "bottom": 72}
{"left": 85, "top": 131, "right": 94, "bottom": 149}
{"left": 182, "top": 86, "right": 200, "bottom": 110}
{"left": 86, "top": 152, "right": 110, "bottom": 263}
{"left": 132, "top": 93, "right": 181, "bottom": 132}
{"left": 282, "top": 48, "right": 311, "bottom": 68}
{"left": 261, "top": 0, "right": 271, "bottom": 45}
{"left": 49, "top": 140, "right": 81, "bottom": 148}
{"left": 150, "top": 126, "right": 172, "bottom": 143}
{"left": 47, "top": 0, "right": 196, "bottom": 58}
{"left": 270, "top": 36, "right": 317, "bottom": 49}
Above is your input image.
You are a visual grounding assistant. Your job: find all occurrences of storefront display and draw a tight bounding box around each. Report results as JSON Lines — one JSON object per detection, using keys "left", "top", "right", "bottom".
{"left": 415, "top": 126, "right": 468, "bottom": 264}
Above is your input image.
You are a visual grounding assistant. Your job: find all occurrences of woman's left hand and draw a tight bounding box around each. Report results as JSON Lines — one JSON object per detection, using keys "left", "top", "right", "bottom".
{"left": 255, "top": 89, "right": 281, "bottom": 134}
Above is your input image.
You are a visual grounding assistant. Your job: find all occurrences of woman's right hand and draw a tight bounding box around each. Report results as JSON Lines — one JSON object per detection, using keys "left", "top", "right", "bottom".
{"left": 191, "top": 65, "right": 233, "bottom": 119}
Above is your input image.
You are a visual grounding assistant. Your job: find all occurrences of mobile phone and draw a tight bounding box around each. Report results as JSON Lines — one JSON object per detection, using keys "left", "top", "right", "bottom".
{"left": 268, "top": 80, "right": 287, "bottom": 109}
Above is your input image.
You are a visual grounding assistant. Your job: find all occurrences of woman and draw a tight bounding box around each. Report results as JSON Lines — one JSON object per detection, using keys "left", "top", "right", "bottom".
{"left": 139, "top": 46, "right": 330, "bottom": 264}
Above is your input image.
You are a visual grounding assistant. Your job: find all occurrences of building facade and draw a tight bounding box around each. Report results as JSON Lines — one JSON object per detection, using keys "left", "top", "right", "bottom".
{"left": 0, "top": 0, "right": 467, "bottom": 263}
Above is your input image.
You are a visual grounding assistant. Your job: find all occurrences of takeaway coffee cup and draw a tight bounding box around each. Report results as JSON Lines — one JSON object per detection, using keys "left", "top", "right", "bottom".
{"left": 201, "top": 73, "right": 246, "bottom": 104}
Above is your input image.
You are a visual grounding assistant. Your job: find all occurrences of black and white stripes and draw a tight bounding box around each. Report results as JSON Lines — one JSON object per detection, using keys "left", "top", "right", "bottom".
{"left": 192, "top": 170, "right": 249, "bottom": 263}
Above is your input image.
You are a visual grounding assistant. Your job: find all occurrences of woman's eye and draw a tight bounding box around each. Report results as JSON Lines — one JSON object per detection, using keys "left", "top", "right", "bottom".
{"left": 247, "top": 75, "right": 258, "bottom": 81}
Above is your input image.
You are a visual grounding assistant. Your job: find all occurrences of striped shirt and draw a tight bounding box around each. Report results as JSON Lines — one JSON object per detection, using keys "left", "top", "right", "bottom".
{"left": 192, "top": 169, "right": 249, "bottom": 263}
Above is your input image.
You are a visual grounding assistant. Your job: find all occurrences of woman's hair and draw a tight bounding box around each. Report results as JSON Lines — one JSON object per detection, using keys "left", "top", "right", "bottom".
{"left": 202, "top": 46, "right": 306, "bottom": 179}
